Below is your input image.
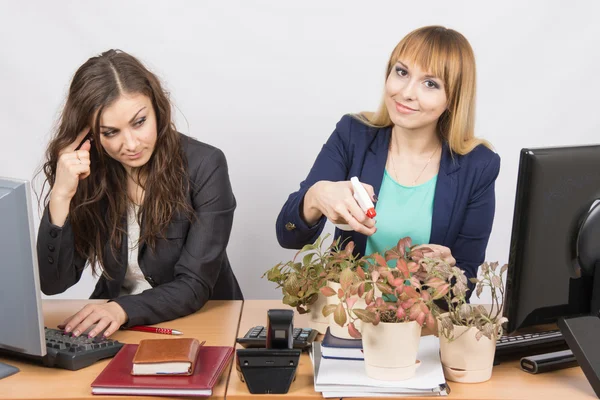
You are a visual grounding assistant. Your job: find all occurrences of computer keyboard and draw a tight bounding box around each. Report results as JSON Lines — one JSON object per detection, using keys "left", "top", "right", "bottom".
{"left": 495, "top": 329, "right": 568, "bottom": 358}
{"left": 236, "top": 325, "right": 318, "bottom": 350}
{"left": 43, "top": 327, "right": 123, "bottom": 370}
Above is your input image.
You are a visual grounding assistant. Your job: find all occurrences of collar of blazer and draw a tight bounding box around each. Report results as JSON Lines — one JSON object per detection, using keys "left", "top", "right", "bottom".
{"left": 359, "top": 124, "right": 462, "bottom": 247}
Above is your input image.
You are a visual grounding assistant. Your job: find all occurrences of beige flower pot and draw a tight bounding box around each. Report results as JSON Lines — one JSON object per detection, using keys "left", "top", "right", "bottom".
{"left": 326, "top": 281, "right": 369, "bottom": 339}
{"left": 307, "top": 292, "right": 329, "bottom": 334}
{"left": 361, "top": 320, "right": 422, "bottom": 381}
{"left": 439, "top": 324, "right": 496, "bottom": 383}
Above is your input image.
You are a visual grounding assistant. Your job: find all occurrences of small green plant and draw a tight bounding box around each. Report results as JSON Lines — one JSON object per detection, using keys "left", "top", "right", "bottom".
{"left": 321, "top": 237, "right": 451, "bottom": 338}
{"left": 262, "top": 235, "right": 357, "bottom": 314}
{"left": 434, "top": 261, "right": 508, "bottom": 341}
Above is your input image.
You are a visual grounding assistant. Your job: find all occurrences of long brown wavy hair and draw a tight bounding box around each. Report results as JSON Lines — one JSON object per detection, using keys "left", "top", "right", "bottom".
{"left": 39, "top": 49, "right": 193, "bottom": 277}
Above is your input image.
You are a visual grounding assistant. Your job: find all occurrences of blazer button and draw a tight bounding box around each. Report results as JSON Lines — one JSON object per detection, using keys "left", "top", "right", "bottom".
{"left": 48, "top": 256, "right": 54, "bottom": 264}
{"left": 145, "top": 276, "right": 155, "bottom": 285}
{"left": 48, "top": 244, "right": 55, "bottom": 252}
{"left": 285, "top": 222, "right": 296, "bottom": 231}
{"left": 49, "top": 229, "right": 58, "bottom": 238}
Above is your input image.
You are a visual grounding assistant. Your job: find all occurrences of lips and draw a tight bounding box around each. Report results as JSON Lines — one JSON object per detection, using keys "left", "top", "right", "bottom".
{"left": 395, "top": 101, "right": 418, "bottom": 114}
{"left": 126, "top": 150, "right": 143, "bottom": 160}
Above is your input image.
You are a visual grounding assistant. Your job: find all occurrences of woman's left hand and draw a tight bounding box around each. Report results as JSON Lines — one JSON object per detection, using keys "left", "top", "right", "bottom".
{"left": 413, "top": 244, "right": 456, "bottom": 267}
{"left": 58, "top": 302, "right": 128, "bottom": 338}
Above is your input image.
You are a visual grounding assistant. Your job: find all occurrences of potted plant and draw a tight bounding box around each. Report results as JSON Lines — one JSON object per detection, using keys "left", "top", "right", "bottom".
{"left": 262, "top": 234, "right": 347, "bottom": 333}
{"left": 319, "top": 239, "right": 373, "bottom": 339}
{"left": 433, "top": 260, "right": 508, "bottom": 383}
{"left": 322, "top": 237, "right": 450, "bottom": 380}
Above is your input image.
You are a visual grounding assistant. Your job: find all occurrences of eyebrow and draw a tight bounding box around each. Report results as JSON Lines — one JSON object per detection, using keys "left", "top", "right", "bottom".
{"left": 100, "top": 107, "right": 147, "bottom": 130}
{"left": 397, "top": 61, "right": 439, "bottom": 80}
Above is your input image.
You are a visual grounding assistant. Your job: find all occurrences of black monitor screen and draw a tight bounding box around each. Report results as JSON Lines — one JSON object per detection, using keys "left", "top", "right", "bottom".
{"left": 504, "top": 145, "right": 600, "bottom": 333}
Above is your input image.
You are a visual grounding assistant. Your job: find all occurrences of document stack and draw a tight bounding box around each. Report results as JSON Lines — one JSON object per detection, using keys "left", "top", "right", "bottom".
{"left": 310, "top": 335, "right": 448, "bottom": 398}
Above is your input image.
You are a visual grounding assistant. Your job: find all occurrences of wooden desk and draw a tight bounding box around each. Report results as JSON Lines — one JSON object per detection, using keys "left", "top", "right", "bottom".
{"left": 227, "top": 300, "right": 598, "bottom": 400}
{"left": 0, "top": 300, "right": 242, "bottom": 400}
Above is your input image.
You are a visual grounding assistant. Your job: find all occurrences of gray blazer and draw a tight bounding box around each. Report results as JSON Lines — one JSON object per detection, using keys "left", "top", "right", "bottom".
{"left": 37, "top": 134, "right": 243, "bottom": 327}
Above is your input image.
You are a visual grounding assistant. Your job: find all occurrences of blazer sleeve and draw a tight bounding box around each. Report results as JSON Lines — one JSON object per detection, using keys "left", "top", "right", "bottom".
{"left": 37, "top": 207, "right": 87, "bottom": 295}
{"left": 452, "top": 153, "right": 501, "bottom": 298}
{"left": 276, "top": 115, "right": 354, "bottom": 249}
{"left": 113, "top": 148, "right": 236, "bottom": 327}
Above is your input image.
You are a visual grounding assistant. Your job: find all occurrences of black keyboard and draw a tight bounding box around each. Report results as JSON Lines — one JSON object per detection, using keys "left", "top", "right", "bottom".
{"left": 236, "top": 325, "right": 318, "bottom": 350}
{"left": 43, "top": 327, "right": 123, "bottom": 370}
{"left": 495, "top": 329, "right": 568, "bottom": 358}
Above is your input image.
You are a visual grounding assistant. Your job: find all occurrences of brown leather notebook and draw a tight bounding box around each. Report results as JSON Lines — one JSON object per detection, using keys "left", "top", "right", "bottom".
{"left": 131, "top": 338, "right": 204, "bottom": 376}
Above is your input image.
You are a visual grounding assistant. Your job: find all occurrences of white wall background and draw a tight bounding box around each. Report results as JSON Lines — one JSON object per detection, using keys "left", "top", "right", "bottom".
{"left": 1, "top": 0, "right": 599, "bottom": 305}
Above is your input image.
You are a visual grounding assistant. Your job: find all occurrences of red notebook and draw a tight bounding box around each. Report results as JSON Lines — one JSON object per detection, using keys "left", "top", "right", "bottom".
{"left": 91, "top": 344, "right": 234, "bottom": 397}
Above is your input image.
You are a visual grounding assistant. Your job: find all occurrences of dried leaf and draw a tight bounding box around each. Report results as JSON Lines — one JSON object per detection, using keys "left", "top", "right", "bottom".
{"left": 375, "top": 282, "right": 392, "bottom": 294}
{"left": 492, "top": 275, "right": 502, "bottom": 288}
{"left": 476, "top": 284, "right": 483, "bottom": 298}
{"left": 459, "top": 304, "right": 472, "bottom": 321}
{"left": 353, "top": 308, "right": 377, "bottom": 323}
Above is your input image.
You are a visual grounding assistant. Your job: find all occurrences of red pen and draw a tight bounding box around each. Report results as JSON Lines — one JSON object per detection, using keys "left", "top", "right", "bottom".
{"left": 127, "top": 326, "right": 183, "bottom": 335}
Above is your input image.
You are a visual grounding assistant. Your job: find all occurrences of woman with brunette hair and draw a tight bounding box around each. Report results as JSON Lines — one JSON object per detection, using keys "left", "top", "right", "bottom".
{"left": 276, "top": 26, "right": 500, "bottom": 298}
{"left": 37, "top": 49, "right": 243, "bottom": 338}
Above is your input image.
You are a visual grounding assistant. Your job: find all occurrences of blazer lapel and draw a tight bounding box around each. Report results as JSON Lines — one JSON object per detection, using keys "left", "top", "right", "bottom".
{"left": 360, "top": 126, "right": 391, "bottom": 198}
{"left": 431, "top": 143, "right": 461, "bottom": 245}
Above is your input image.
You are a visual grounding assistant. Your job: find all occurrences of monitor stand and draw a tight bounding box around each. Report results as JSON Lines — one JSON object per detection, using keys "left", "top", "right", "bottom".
{"left": 0, "top": 362, "right": 20, "bottom": 379}
{"left": 558, "top": 315, "right": 600, "bottom": 398}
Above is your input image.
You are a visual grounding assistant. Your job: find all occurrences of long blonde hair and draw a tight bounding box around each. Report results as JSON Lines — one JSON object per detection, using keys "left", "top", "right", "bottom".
{"left": 361, "top": 25, "right": 491, "bottom": 155}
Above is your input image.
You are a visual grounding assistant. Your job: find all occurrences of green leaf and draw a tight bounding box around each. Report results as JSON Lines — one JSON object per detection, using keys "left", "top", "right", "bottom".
{"left": 322, "top": 304, "right": 337, "bottom": 317}
{"left": 302, "top": 252, "right": 315, "bottom": 267}
{"left": 340, "top": 268, "right": 354, "bottom": 292}
{"left": 334, "top": 303, "right": 347, "bottom": 327}
{"left": 282, "top": 294, "right": 299, "bottom": 306}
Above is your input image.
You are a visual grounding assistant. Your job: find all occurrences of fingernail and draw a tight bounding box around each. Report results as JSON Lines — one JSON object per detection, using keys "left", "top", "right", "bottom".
{"left": 65, "top": 326, "right": 72, "bottom": 333}
{"left": 88, "top": 333, "right": 94, "bottom": 338}
{"left": 73, "top": 330, "right": 80, "bottom": 336}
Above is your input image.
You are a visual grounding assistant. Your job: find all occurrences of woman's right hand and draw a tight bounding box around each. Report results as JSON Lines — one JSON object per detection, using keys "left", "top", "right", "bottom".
{"left": 303, "top": 180, "right": 377, "bottom": 236}
{"left": 49, "top": 129, "right": 91, "bottom": 227}
{"left": 52, "top": 129, "right": 92, "bottom": 201}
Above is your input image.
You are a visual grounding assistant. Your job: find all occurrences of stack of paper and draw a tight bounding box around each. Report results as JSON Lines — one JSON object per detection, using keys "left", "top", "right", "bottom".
{"left": 310, "top": 335, "right": 448, "bottom": 398}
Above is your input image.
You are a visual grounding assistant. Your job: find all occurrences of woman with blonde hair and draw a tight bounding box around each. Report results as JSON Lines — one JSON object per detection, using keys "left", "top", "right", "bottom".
{"left": 276, "top": 26, "right": 499, "bottom": 297}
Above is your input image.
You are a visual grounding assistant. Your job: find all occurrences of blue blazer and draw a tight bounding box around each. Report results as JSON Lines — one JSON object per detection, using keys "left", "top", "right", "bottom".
{"left": 276, "top": 115, "right": 500, "bottom": 294}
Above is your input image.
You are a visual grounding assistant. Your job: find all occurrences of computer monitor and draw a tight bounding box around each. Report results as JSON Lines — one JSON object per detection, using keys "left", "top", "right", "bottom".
{"left": 504, "top": 145, "right": 600, "bottom": 333}
{"left": 0, "top": 177, "right": 47, "bottom": 360}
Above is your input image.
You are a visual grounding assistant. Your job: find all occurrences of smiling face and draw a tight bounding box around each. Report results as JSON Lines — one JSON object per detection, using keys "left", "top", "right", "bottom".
{"left": 98, "top": 93, "right": 157, "bottom": 173}
{"left": 384, "top": 60, "right": 448, "bottom": 132}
